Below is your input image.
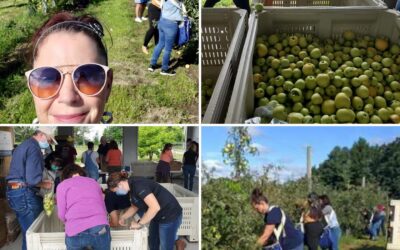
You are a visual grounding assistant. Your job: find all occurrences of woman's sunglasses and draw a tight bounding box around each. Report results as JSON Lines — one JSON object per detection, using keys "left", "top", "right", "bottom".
{"left": 25, "top": 63, "right": 110, "bottom": 100}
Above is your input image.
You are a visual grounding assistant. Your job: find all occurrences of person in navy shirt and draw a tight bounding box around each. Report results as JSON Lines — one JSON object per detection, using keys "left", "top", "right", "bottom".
{"left": 251, "top": 188, "right": 304, "bottom": 250}
{"left": 6, "top": 127, "right": 57, "bottom": 250}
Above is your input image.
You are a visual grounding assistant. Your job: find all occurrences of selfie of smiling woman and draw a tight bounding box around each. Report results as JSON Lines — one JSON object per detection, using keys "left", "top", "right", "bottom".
{"left": 28, "top": 12, "right": 113, "bottom": 124}
{"left": 0, "top": 0, "right": 198, "bottom": 124}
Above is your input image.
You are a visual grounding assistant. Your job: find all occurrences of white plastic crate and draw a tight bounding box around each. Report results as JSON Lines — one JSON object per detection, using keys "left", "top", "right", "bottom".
{"left": 160, "top": 183, "right": 199, "bottom": 242}
{"left": 99, "top": 183, "right": 199, "bottom": 242}
{"left": 257, "top": 0, "right": 386, "bottom": 7}
{"left": 225, "top": 8, "right": 400, "bottom": 123}
{"left": 202, "top": 8, "right": 248, "bottom": 123}
{"left": 26, "top": 209, "right": 148, "bottom": 250}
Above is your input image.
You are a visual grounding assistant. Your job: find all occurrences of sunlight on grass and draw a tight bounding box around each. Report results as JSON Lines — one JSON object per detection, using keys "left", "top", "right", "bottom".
{"left": 340, "top": 235, "right": 386, "bottom": 250}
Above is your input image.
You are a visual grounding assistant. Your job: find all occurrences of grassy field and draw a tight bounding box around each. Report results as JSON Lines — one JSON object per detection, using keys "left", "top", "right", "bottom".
{"left": 0, "top": 0, "right": 198, "bottom": 123}
{"left": 340, "top": 235, "right": 386, "bottom": 250}
{"left": 201, "top": 0, "right": 233, "bottom": 7}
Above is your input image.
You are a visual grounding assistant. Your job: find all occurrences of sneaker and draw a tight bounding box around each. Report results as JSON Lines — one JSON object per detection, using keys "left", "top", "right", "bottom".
{"left": 141, "top": 16, "right": 148, "bottom": 21}
{"left": 142, "top": 46, "right": 149, "bottom": 54}
{"left": 148, "top": 64, "right": 157, "bottom": 72}
{"left": 160, "top": 69, "right": 176, "bottom": 76}
{"left": 135, "top": 17, "right": 142, "bottom": 23}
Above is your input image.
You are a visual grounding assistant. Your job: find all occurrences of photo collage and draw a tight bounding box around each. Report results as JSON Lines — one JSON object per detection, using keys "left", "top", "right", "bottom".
{"left": 1, "top": 0, "right": 400, "bottom": 250}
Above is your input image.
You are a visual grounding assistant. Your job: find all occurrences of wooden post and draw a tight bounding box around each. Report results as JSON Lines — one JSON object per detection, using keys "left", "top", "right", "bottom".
{"left": 307, "top": 146, "right": 312, "bottom": 193}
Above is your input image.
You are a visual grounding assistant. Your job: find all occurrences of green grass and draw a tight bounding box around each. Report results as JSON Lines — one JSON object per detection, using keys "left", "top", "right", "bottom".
{"left": 340, "top": 235, "right": 386, "bottom": 250}
{"left": 201, "top": 0, "right": 233, "bottom": 7}
{"left": 0, "top": 0, "right": 198, "bottom": 123}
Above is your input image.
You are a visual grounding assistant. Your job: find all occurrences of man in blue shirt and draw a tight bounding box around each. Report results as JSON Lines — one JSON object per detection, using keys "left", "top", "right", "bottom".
{"left": 6, "top": 127, "right": 57, "bottom": 250}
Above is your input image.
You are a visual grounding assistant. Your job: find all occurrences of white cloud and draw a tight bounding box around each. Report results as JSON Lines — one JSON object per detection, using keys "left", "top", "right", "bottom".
{"left": 251, "top": 143, "right": 270, "bottom": 153}
{"left": 248, "top": 127, "right": 263, "bottom": 137}
{"left": 202, "top": 159, "right": 231, "bottom": 178}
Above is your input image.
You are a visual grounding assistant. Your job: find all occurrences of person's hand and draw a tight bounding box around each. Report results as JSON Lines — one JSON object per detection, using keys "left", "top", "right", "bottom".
{"left": 41, "top": 180, "right": 53, "bottom": 190}
{"left": 129, "top": 221, "right": 142, "bottom": 230}
{"left": 119, "top": 217, "right": 127, "bottom": 226}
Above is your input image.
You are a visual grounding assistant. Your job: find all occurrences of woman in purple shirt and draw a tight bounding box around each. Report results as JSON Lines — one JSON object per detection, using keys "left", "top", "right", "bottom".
{"left": 56, "top": 164, "right": 111, "bottom": 250}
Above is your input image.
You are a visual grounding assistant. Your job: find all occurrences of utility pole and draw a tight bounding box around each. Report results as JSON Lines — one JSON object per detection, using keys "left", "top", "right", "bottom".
{"left": 307, "top": 146, "right": 312, "bottom": 193}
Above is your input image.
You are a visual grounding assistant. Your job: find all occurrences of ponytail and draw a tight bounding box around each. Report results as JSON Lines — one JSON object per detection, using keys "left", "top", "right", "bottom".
{"left": 251, "top": 188, "right": 268, "bottom": 204}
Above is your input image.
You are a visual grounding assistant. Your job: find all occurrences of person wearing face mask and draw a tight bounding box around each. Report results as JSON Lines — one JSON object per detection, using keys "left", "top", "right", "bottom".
{"left": 40, "top": 156, "right": 63, "bottom": 197}
{"left": 107, "top": 172, "right": 184, "bottom": 250}
{"left": 6, "top": 127, "right": 57, "bottom": 250}
{"left": 57, "top": 164, "right": 111, "bottom": 249}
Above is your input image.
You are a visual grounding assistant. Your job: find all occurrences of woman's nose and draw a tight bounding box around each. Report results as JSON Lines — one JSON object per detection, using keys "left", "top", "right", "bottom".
{"left": 57, "top": 73, "right": 82, "bottom": 105}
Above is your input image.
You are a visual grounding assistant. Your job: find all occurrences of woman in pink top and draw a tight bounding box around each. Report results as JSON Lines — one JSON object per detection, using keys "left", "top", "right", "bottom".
{"left": 56, "top": 164, "right": 110, "bottom": 250}
{"left": 156, "top": 143, "right": 173, "bottom": 183}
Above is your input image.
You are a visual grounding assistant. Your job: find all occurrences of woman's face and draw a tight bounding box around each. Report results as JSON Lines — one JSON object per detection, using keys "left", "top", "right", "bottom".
{"left": 33, "top": 31, "right": 112, "bottom": 123}
{"left": 252, "top": 201, "right": 268, "bottom": 214}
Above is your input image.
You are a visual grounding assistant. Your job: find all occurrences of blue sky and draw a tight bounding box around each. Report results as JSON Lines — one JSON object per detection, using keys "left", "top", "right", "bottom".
{"left": 202, "top": 126, "right": 400, "bottom": 182}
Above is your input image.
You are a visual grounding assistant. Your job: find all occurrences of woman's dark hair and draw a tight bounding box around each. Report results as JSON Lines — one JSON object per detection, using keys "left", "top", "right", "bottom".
{"left": 44, "top": 151, "right": 62, "bottom": 170}
{"left": 30, "top": 11, "right": 108, "bottom": 65}
{"left": 87, "top": 141, "right": 94, "bottom": 150}
{"left": 109, "top": 140, "right": 118, "bottom": 150}
{"left": 61, "top": 164, "right": 86, "bottom": 181}
{"left": 251, "top": 188, "right": 268, "bottom": 204}
{"left": 319, "top": 195, "right": 331, "bottom": 208}
{"left": 162, "top": 143, "right": 173, "bottom": 153}
{"left": 307, "top": 192, "right": 323, "bottom": 219}
{"left": 107, "top": 172, "right": 129, "bottom": 189}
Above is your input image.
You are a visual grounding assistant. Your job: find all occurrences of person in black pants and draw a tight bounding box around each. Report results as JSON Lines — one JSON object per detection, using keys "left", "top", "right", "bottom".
{"left": 143, "top": 0, "right": 161, "bottom": 54}
{"left": 203, "top": 0, "right": 251, "bottom": 13}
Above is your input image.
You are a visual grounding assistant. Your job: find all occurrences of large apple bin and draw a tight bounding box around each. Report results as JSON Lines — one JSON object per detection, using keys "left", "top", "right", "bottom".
{"left": 201, "top": 8, "right": 248, "bottom": 123}
{"left": 224, "top": 7, "right": 400, "bottom": 123}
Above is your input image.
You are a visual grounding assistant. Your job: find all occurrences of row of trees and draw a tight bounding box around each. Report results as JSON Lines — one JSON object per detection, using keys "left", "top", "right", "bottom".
{"left": 315, "top": 137, "right": 400, "bottom": 198}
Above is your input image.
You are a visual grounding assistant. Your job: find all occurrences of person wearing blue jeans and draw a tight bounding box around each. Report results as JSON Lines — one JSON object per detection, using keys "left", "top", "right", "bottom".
{"left": 149, "top": 214, "right": 182, "bottom": 250}
{"left": 107, "top": 173, "right": 184, "bottom": 250}
{"left": 82, "top": 141, "right": 100, "bottom": 182}
{"left": 149, "top": 0, "right": 184, "bottom": 76}
{"left": 182, "top": 141, "right": 198, "bottom": 191}
{"left": 329, "top": 226, "right": 342, "bottom": 250}
{"left": 7, "top": 186, "right": 44, "bottom": 250}
{"left": 319, "top": 195, "right": 341, "bottom": 250}
{"left": 65, "top": 224, "right": 111, "bottom": 250}
{"left": 6, "top": 128, "right": 56, "bottom": 250}
{"left": 369, "top": 207, "right": 384, "bottom": 241}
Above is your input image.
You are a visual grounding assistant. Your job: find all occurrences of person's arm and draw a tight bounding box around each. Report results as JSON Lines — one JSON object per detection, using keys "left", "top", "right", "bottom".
{"left": 130, "top": 193, "right": 160, "bottom": 229}
{"left": 169, "top": 150, "right": 173, "bottom": 162}
{"left": 105, "top": 151, "right": 110, "bottom": 163}
{"left": 119, "top": 205, "right": 139, "bottom": 226}
{"left": 72, "top": 147, "right": 77, "bottom": 161}
{"left": 120, "top": 150, "right": 123, "bottom": 166}
{"left": 256, "top": 224, "right": 275, "bottom": 246}
{"left": 26, "top": 145, "right": 50, "bottom": 188}
{"left": 152, "top": 0, "right": 161, "bottom": 8}
{"left": 56, "top": 185, "right": 67, "bottom": 222}
{"left": 109, "top": 210, "right": 120, "bottom": 227}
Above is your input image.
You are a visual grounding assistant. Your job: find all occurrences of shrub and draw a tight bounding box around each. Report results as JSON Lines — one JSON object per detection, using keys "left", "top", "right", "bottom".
{"left": 182, "top": 0, "right": 199, "bottom": 64}
{"left": 202, "top": 177, "right": 389, "bottom": 249}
